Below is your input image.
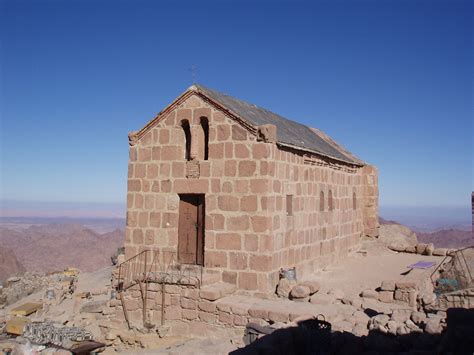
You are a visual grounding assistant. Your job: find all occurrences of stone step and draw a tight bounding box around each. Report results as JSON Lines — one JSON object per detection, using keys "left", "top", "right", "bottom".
{"left": 199, "top": 282, "right": 237, "bottom": 301}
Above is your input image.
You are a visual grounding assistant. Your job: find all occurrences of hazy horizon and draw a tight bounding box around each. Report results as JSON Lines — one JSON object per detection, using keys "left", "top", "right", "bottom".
{"left": 1, "top": 199, "right": 471, "bottom": 233}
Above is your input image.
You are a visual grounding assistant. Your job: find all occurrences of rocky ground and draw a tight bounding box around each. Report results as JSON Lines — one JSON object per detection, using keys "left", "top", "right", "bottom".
{"left": 0, "top": 223, "right": 472, "bottom": 354}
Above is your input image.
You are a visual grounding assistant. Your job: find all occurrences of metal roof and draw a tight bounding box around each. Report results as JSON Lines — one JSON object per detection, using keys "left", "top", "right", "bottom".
{"left": 192, "top": 84, "right": 362, "bottom": 165}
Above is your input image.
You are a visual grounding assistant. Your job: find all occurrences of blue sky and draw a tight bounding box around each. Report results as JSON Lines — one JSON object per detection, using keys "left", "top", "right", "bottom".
{"left": 1, "top": 0, "right": 472, "bottom": 216}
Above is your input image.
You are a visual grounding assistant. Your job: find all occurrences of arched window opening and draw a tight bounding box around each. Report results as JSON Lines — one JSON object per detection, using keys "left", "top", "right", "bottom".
{"left": 353, "top": 192, "right": 357, "bottom": 210}
{"left": 319, "top": 191, "right": 325, "bottom": 211}
{"left": 200, "top": 117, "right": 209, "bottom": 160}
{"left": 328, "top": 190, "right": 334, "bottom": 211}
{"left": 181, "top": 119, "right": 191, "bottom": 161}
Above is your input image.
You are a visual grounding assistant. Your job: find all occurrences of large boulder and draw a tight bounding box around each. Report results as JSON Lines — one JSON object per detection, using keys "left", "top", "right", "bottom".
{"left": 379, "top": 223, "right": 418, "bottom": 250}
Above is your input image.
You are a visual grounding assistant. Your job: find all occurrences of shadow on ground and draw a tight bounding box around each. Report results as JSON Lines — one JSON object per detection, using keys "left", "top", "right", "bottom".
{"left": 230, "top": 308, "right": 474, "bottom": 355}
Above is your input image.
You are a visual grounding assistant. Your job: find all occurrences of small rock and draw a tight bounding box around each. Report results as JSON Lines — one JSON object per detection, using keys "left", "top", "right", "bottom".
{"left": 157, "top": 324, "right": 170, "bottom": 338}
{"left": 352, "top": 310, "right": 370, "bottom": 324}
{"left": 404, "top": 246, "right": 416, "bottom": 253}
{"left": 415, "top": 243, "right": 428, "bottom": 255}
{"left": 424, "top": 243, "right": 434, "bottom": 256}
{"left": 276, "top": 279, "right": 297, "bottom": 298}
{"left": 352, "top": 322, "right": 369, "bottom": 336}
{"left": 405, "top": 319, "right": 421, "bottom": 332}
{"left": 372, "top": 314, "right": 390, "bottom": 328}
{"left": 396, "top": 324, "right": 409, "bottom": 335}
{"left": 386, "top": 320, "right": 398, "bottom": 335}
{"left": 391, "top": 309, "right": 412, "bottom": 323}
{"left": 290, "top": 285, "right": 310, "bottom": 299}
{"left": 422, "top": 293, "right": 437, "bottom": 306}
{"left": 411, "top": 311, "right": 427, "bottom": 326}
{"left": 424, "top": 318, "right": 443, "bottom": 335}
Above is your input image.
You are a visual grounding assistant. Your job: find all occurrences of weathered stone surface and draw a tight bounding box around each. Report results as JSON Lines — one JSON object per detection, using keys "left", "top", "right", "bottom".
{"left": 395, "top": 281, "right": 417, "bottom": 291}
{"left": 276, "top": 279, "right": 297, "bottom": 298}
{"left": 80, "top": 300, "right": 107, "bottom": 314}
{"left": 386, "top": 320, "right": 398, "bottom": 335}
{"left": 309, "top": 293, "right": 335, "bottom": 305}
{"left": 391, "top": 309, "right": 412, "bottom": 323}
{"left": 380, "top": 280, "right": 396, "bottom": 291}
{"left": 415, "top": 243, "right": 428, "bottom": 255}
{"left": 433, "top": 248, "right": 448, "bottom": 256}
{"left": 327, "top": 289, "right": 345, "bottom": 300}
{"left": 378, "top": 291, "right": 394, "bottom": 303}
{"left": 290, "top": 285, "right": 310, "bottom": 299}
{"left": 371, "top": 314, "right": 390, "bottom": 328}
{"left": 424, "top": 243, "right": 434, "bottom": 256}
{"left": 352, "top": 322, "right": 369, "bottom": 337}
{"left": 360, "top": 289, "right": 378, "bottom": 299}
{"left": 5, "top": 317, "right": 29, "bottom": 335}
{"left": 411, "top": 311, "right": 427, "bottom": 326}
{"left": 424, "top": 317, "right": 443, "bottom": 335}
{"left": 300, "top": 280, "right": 320, "bottom": 294}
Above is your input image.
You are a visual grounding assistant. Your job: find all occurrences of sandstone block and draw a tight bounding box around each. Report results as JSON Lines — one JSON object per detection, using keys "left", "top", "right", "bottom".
{"left": 378, "top": 291, "right": 394, "bottom": 303}
{"left": 248, "top": 306, "right": 268, "bottom": 320}
{"left": 411, "top": 311, "right": 427, "bottom": 326}
{"left": 198, "top": 301, "right": 217, "bottom": 313}
{"left": 268, "top": 310, "right": 289, "bottom": 323}
{"left": 164, "top": 306, "right": 181, "bottom": 320}
{"left": 360, "top": 290, "right": 378, "bottom": 299}
{"left": 300, "top": 280, "right": 320, "bottom": 294}
{"left": 290, "top": 285, "right": 311, "bottom": 299}
{"left": 391, "top": 309, "right": 412, "bottom": 323}
{"left": 415, "top": 243, "right": 427, "bottom": 255}
{"left": 433, "top": 248, "right": 448, "bottom": 256}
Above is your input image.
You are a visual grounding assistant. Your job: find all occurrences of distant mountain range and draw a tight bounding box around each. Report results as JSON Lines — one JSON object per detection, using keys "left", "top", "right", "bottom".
{"left": 416, "top": 229, "right": 473, "bottom": 249}
{"left": 380, "top": 217, "right": 473, "bottom": 249}
{"left": 0, "top": 223, "right": 124, "bottom": 279}
{"left": 0, "top": 246, "right": 25, "bottom": 283}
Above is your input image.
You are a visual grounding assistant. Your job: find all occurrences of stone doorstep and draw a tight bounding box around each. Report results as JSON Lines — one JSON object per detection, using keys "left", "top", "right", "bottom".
{"left": 199, "top": 282, "right": 237, "bottom": 301}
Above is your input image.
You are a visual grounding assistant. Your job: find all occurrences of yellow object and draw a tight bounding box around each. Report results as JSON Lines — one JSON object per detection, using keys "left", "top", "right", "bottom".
{"left": 63, "top": 267, "right": 80, "bottom": 277}
{"left": 9, "top": 302, "right": 42, "bottom": 316}
{"left": 5, "top": 317, "right": 29, "bottom": 335}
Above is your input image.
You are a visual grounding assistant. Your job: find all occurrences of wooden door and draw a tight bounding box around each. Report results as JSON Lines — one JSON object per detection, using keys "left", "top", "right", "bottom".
{"left": 178, "top": 194, "right": 204, "bottom": 265}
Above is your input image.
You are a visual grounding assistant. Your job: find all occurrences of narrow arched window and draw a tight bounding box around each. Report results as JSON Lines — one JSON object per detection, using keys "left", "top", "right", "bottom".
{"left": 181, "top": 119, "right": 191, "bottom": 161}
{"left": 328, "top": 189, "right": 334, "bottom": 211}
{"left": 353, "top": 192, "right": 357, "bottom": 210}
{"left": 319, "top": 191, "right": 325, "bottom": 211}
{"left": 200, "top": 117, "right": 209, "bottom": 160}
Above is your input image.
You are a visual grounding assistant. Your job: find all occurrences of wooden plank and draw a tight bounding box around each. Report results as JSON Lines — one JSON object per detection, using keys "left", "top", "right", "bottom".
{"left": 178, "top": 194, "right": 198, "bottom": 264}
{"left": 196, "top": 195, "right": 205, "bottom": 266}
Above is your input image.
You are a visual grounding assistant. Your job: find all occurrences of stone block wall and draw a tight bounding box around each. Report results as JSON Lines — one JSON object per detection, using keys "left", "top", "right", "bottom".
{"left": 265, "top": 145, "right": 371, "bottom": 283}
{"left": 124, "top": 91, "right": 379, "bottom": 295}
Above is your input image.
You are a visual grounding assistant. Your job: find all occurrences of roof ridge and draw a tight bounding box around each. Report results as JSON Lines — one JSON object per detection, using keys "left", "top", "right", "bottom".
{"left": 190, "top": 84, "right": 362, "bottom": 165}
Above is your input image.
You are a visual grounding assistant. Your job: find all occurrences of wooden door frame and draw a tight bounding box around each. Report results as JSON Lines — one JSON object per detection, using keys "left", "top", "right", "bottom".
{"left": 178, "top": 193, "right": 205, "bottom": 266}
